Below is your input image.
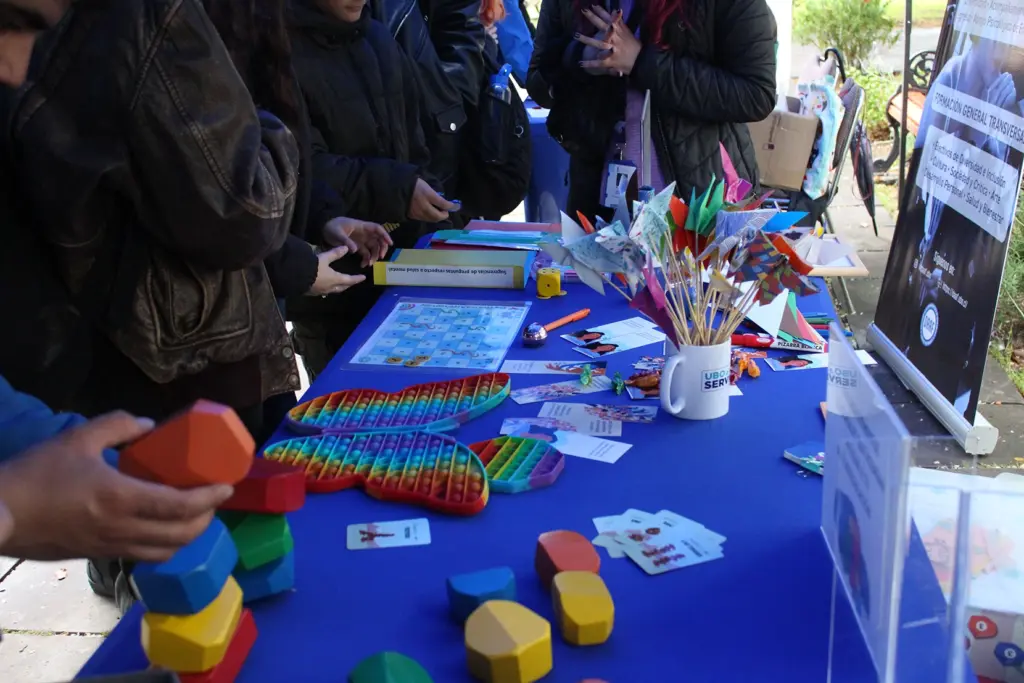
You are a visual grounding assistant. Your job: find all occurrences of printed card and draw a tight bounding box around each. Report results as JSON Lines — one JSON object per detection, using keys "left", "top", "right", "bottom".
{"left": 500, "top": 416, "right": 621, "bottom": 438}
{"left": 346, "top": 518, "right": 431, "bottom": 550}
{"left": 571, "top": 330, "right": 666, "bottom": 358}
{"left": 544, "top": 431, "right": 632, "bottom": 464}
{"left": 623, "top": 535, "right": 724, "bottom": 575}
{"left": 765, "top": 349, "right": 876, "bottom": 372}
{"left": 510, "top": 375, "right": 612, "bottom": 405}
{"left": 539, "top": 402, "right": 658, "bottom": 424}
{"left": 562, "top": 317, "right": 662, "bottom": 347}
{"left": 499, "top": 359, "right": 607, "bottom": 375}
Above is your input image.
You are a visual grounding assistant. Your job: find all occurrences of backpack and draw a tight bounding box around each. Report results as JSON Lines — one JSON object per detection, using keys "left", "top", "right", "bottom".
{"left": 457, "top": 47, "right": 532, "bottom": 218}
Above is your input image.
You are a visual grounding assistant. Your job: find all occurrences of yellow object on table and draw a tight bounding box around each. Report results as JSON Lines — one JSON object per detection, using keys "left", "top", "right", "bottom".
{"left": 465, "top": 600, "right": 553, "bottom": 683}
{"left": 536, "top": 268, "right": 565, "bottom": 299}
{"left": 551, "top": 571, "right": 614, "bottom": 645}
{"left": 141, "top": 575, "right": 243, "bottom": 673}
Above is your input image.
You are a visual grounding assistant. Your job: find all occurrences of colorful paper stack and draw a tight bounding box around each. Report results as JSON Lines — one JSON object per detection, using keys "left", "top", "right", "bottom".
{"left": 118, "top": 401, "right": 260, "bottom": 683}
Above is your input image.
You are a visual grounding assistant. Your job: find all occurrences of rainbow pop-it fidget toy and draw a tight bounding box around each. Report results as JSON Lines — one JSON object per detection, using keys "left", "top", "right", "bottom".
{"left": 285, "top": 373, "right": 511, "bottom": 435}
{"left": 263, "top": 431, "right": 489, "bottom": 515}
{"left": 471, "top": 437, "right": 564, "bottom": 494}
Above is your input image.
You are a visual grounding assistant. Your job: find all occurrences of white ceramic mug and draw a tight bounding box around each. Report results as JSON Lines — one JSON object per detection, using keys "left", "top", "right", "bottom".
{"left": 660, "top": 341, "right": 732, "bottom": 420}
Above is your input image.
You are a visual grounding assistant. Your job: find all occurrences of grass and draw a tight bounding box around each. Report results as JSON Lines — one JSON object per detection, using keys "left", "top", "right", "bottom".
{"left": 885, "top": 0, "right": 949, "bottom": 27}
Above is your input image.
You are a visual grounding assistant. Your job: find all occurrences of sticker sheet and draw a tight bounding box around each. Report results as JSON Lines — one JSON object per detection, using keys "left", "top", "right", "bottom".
{"left": 348, "top": 298, "right": 530, "bottom": 371}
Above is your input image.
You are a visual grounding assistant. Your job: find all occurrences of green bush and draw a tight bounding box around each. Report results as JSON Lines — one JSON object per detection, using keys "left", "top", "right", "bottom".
{"left": 795, "top": 0, "right": 900, "bottom": 70}
{"left": 849, "top": 66, "right": 899, "bottom": 140}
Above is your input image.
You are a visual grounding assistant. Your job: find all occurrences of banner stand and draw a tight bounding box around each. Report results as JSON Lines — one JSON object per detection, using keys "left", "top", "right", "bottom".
{"left": 867, "top": 324, "right": 998, "bottom": 455}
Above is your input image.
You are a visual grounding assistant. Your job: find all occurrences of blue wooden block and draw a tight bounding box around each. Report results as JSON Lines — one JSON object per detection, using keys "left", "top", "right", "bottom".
{"left": 234, "top": 550, "right": 295, "bottom": 603}
{"left": 130, "top": 517, "right": 237, "bottom": 615}
{"left": 446, "top": 567, "right": 516, "bottom": 623}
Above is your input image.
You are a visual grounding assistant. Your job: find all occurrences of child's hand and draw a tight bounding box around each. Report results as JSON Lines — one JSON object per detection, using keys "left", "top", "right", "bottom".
{"left": 307, "top": 246, "right": 367, "bottom": 296}
{"left": 323, "top": 217, "right": 392, "bottom": 267}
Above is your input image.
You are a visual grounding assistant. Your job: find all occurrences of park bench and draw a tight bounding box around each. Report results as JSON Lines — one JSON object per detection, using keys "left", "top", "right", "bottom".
{"left": 873, "top": 50, "right": 935, "bottom": 174}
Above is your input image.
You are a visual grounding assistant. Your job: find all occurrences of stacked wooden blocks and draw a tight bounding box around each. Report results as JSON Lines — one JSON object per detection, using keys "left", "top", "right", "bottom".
{"left": 218, "top": 457, "right": 305, "bottom": 603}
{"left": 120, "top": 401, "right": 304, "bottom": 683}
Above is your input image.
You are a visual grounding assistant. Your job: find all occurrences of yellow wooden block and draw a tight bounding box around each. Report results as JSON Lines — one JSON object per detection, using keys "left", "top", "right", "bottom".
{"left": 552, "top": 571, "right": 614, "bottom": 645}
{"left": 142, "top": 575, "right": 243, "bottom": 673}
{"left": 465, "top": 600, "right": 552, "bottom": 683}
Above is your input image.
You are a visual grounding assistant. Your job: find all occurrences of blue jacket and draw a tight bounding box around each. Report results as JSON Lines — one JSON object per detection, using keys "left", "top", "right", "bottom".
{"left": 495, "top": 0, "right": 533, "bottom": 85}
{"left": 0, "top": 376, "right": 117, "bottom": 467}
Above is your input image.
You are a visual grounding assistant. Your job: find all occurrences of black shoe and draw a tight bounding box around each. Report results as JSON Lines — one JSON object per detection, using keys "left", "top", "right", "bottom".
{"left": 86, "top": 558, "right": 119, "bottom": 599}
{"left": 114, "top": 565, "right": 138, "bottom": 616}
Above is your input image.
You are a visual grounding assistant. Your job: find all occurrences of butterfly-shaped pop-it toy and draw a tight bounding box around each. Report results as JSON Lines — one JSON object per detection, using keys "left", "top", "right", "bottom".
{"left": 264, "top": 374, "right": 565, "bottom": 515}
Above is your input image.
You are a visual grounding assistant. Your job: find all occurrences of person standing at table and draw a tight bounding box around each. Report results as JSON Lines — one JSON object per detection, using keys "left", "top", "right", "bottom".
{"left": 0, "top": 0, "right": 302, "bottom": 604}
{"left": 200, "top": 0, "right": 394, "bottom": 433}
{"left": 286, "top": 0, "right": 457, "bottom": 381}
{"left": 368, "top": 0, "right": 487, "bottom": 204}
{"left": 526, "top": 0, "right": 777, "bottom": 222}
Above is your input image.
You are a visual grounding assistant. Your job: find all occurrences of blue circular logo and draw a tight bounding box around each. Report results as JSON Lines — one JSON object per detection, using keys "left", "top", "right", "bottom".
{"left": 920, "top": 304, "right": 939, "bottom": 347}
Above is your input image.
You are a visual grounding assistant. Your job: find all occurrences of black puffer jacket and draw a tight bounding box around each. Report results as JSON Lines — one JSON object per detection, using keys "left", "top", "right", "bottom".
{"left": 527, "top": 0, "right": 777, "bottom": 208}
{"left": 290, "top": 1, "right": 434, "bottom": 228}
{"left": 369, "top": 0, "right": 486, "bottom": 194}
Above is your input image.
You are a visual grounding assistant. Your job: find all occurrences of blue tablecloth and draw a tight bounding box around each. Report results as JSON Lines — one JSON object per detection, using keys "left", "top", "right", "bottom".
{"left": 77, "top": 279, "right": 953, "bottom": 682}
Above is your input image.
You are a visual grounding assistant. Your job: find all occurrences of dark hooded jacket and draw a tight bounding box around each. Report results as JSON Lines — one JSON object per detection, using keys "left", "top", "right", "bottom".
{"left": 286, "top": 0, "right": 439, "bottom": 346}
{"left": 289, "top": 0, "right": 434, "bottom": 231}
{"left": 368, "top": 0, "right": 486, "bottom": 195}
{"left": 527, "top": 0, "right": 777, "bottom": 216}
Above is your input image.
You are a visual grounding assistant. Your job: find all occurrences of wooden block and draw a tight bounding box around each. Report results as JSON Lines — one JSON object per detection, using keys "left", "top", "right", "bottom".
{"left": 465, "top": 601, "right": 552, "bottom": 683}
{"left": 120, "top": 401, "right": 254, "bottom": 487}
{"left": 234, "top": 550, "right": 295, "bottom": 604}
{"left": 178, "top": 608, "right": 257, "bottom": 683}
{"left": 217, "top": 512, "right": 294, "bottom": 571}
{"left": 534, "top": 531, "right": 600, "bottom": 588}
{"left": 219, "top": 459, "right": 306, "bottom": 514}
{"left": 142, "top": 576, "right": 243, "bottom": 673}
{"left": 552, "top": 571, "right": 614, "bottom": 645}
{"left": 349, "top": 651, "right": 434, "bottom": 683}
{"left": 447, "top": 567, "right": 516, "bottom": 623}
{"left": 131, "top": 518, "right": 237, "bottom": 615}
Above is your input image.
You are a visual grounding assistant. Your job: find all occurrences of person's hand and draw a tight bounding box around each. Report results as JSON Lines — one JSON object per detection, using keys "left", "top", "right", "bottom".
{"left": 0, "top": 412, "right": 234, "bottom": 562}
{"left": 577, "top": 7, "right": 642, "bottom": 77}
{"left": 485, "top": 22, "right": 498, "bottom": 41}
{"left": 408, "top": 178, "right": 458, "bottom": 222}
{"left": 306, "top": 245, "right": 367, "bottom": 297}
{"left": 323, "top": 217, "right": 392, "bottom": 267}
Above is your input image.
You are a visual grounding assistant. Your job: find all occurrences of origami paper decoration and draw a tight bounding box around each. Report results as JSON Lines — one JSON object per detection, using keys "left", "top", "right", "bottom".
{"left": 541, "top": 213, "right": 606, "bottom": 294}
{"left": 720, "top": 143, "right": 753, "bottom": 204}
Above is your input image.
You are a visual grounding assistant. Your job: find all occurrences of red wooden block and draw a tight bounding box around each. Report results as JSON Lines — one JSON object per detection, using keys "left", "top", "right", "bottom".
{"left": 535, "top": 530, "right": 600, "bottom": 588}
{"left": 178, "top": 608, "right": 257, "bottom": 683}
{"left": 219, "top": 459, "right": 306, "bottom": 514}
{"left": 120, "top": 401, "right": 254, "bottom": 488}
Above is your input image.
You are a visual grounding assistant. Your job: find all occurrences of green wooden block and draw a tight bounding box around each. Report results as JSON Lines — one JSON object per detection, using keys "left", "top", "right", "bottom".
{"left": 349, "top": 652, "right": 433, "bottom": 683}
{"left": 217, "top": 511, "right": 294, "bottom": 571}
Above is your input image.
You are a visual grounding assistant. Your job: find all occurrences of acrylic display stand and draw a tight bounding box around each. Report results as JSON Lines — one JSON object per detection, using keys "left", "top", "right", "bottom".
{"left": 821, "top": 324, "right": 997, "bottom": 683}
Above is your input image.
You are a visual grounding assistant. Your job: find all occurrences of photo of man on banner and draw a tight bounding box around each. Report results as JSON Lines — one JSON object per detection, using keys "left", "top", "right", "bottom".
{"left": 876, "top": 3, "right": 1024, "bottom": 423}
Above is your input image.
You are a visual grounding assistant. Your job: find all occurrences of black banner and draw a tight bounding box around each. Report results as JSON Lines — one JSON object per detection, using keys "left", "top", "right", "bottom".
{"left": 875, "top": 0, "right": 1024, "bottom": 422}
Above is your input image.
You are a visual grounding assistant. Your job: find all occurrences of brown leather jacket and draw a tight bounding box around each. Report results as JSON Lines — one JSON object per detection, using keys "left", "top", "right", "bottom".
{"left": 7, "top": 0, "right": 301, "bottom": 402}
